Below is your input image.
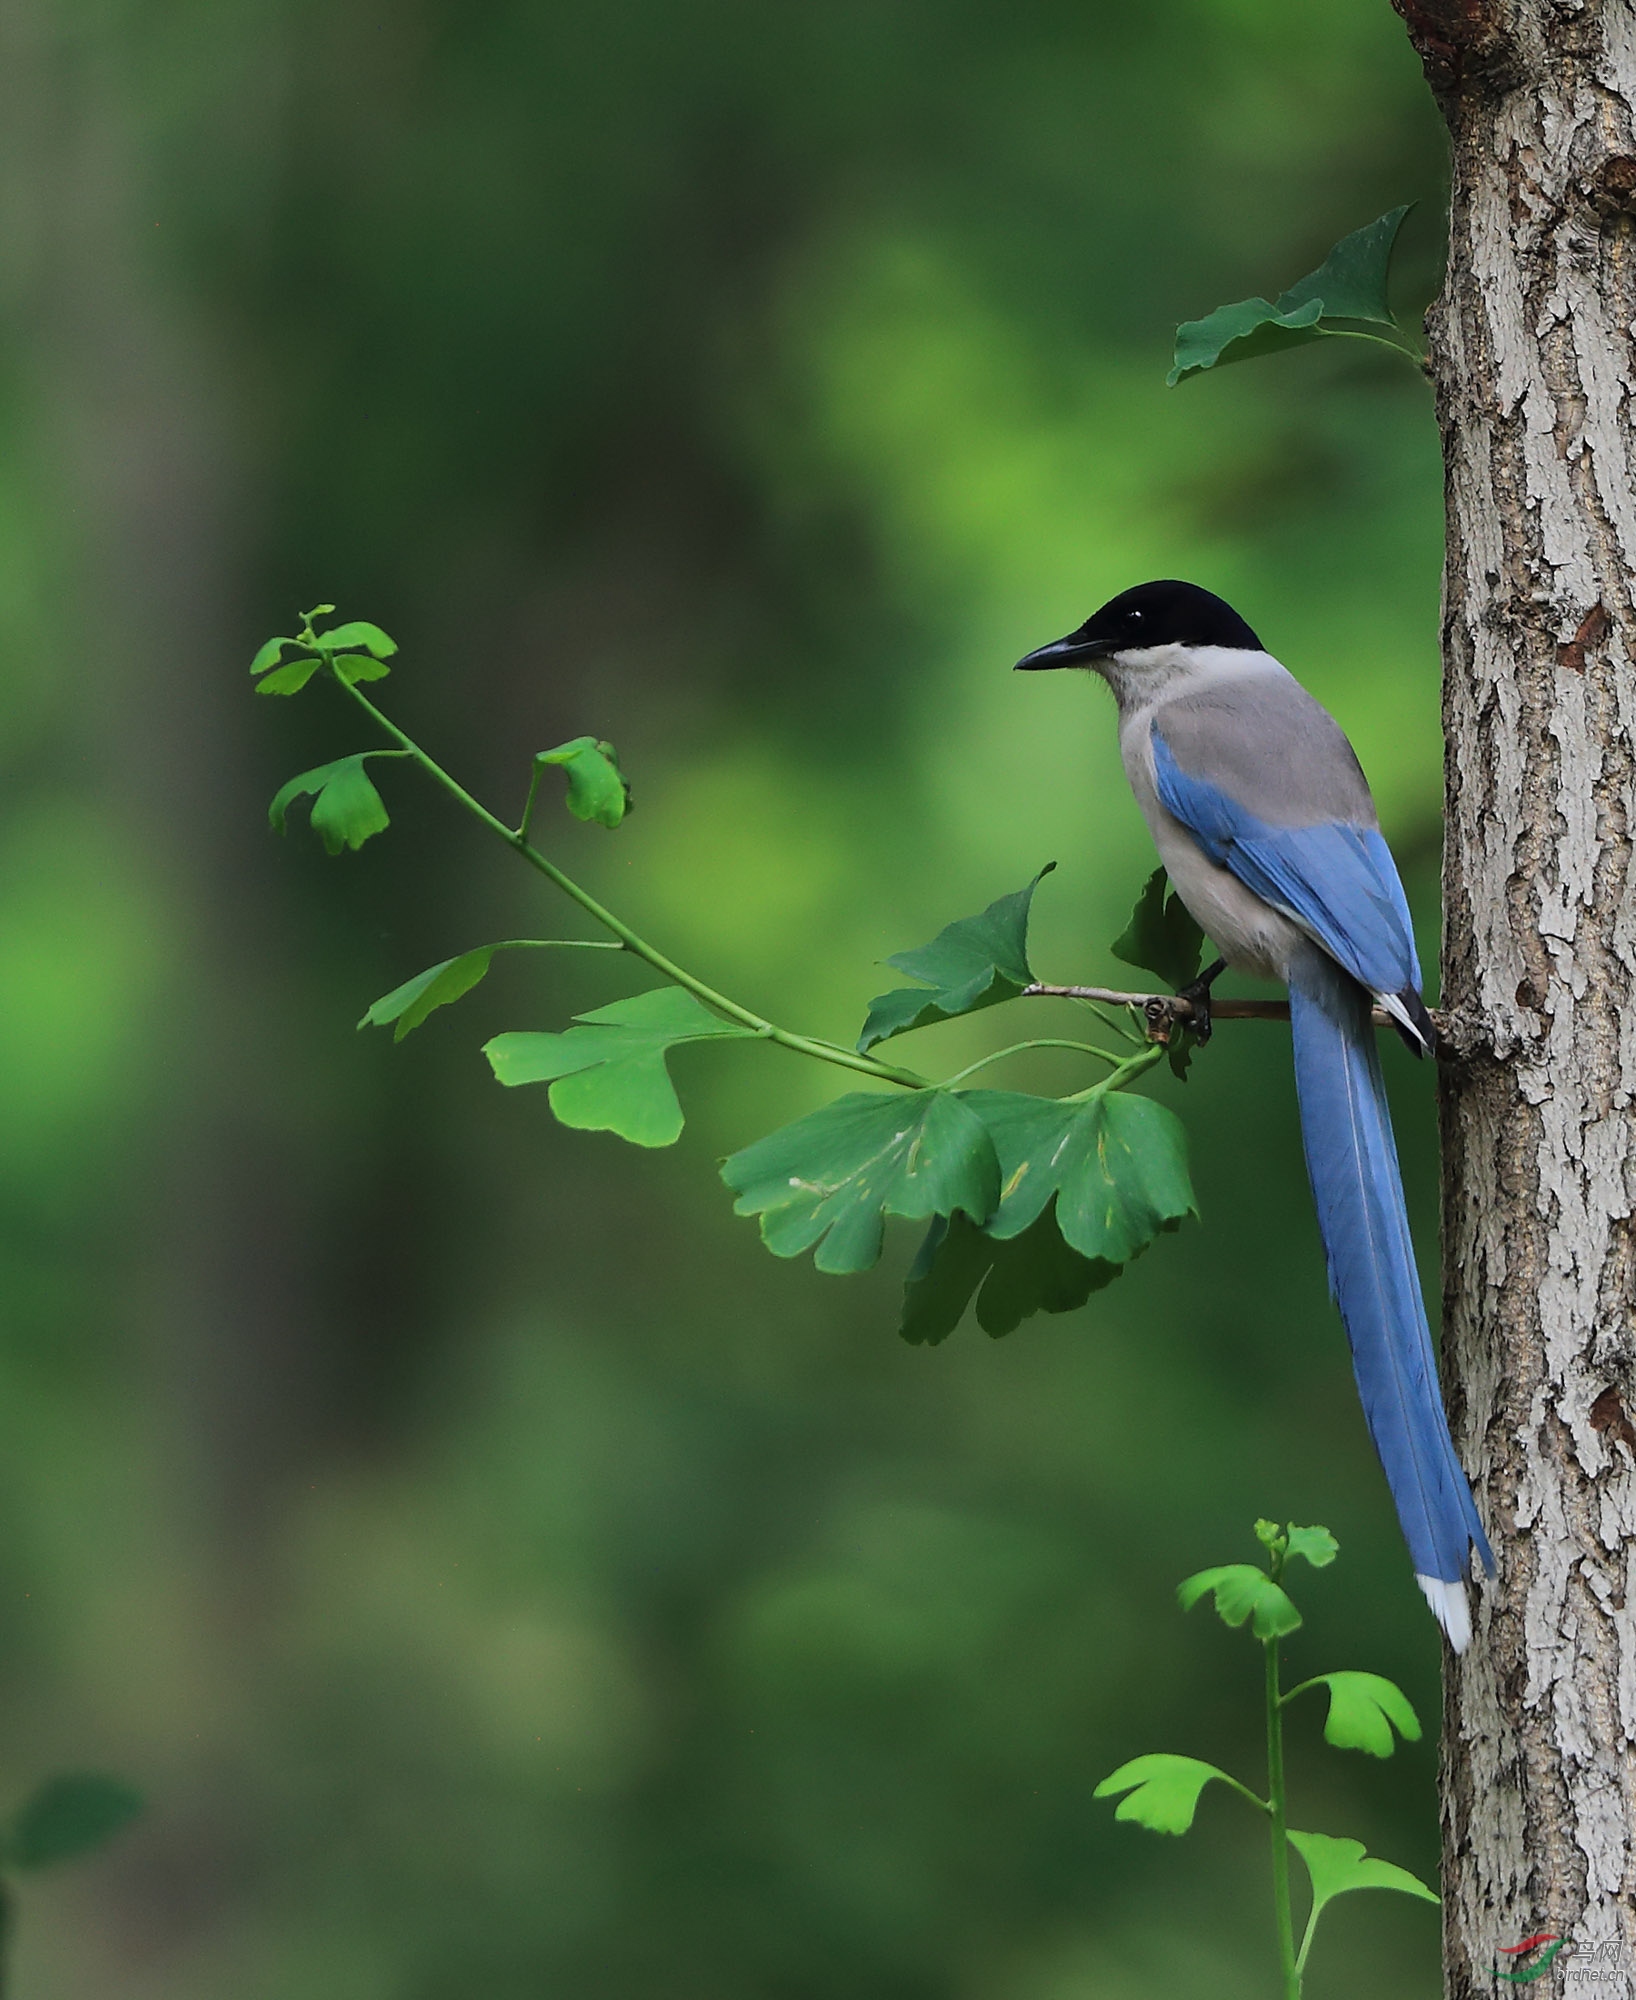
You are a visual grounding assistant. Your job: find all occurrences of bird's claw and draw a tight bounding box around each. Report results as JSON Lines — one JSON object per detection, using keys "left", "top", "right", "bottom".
{"left": 1175, "top": 957, "right": 1228, "bottom": 1046}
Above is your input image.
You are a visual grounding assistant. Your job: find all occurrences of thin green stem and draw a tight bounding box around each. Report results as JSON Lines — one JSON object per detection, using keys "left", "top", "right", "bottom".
{"left": 938, "top": 1037, "right": 1127, "bottom": 1087}
{"left": 334, "top": 677, "right": 932, "bottom": 1091}
{"left": 1079, "top": 997, "right": 1147, "bottom": 1046}
{"left": 1265, "top": 1631, "right": 1301, "bottom": 2000}
{"left": 1064, "top": 1041, "right": 1165, "bottom": 1102}
{"left": 517, "top": 754, "right": 551, "bottom": 844}
{"left": 1315, "top": 325, "right": 1427, "bottom": 371}
{"left": 487, "top": 938, "right": 626, "bottom": 954}
{"left": 1278, "top": 1677, "right": 1324, "bottom": 1708}
{"left": 1219, "top": 1773, "right": 1273, "bottom": 1817}
{"left": 1294, "top": 1902, "right": 1321, "bottom": 1982}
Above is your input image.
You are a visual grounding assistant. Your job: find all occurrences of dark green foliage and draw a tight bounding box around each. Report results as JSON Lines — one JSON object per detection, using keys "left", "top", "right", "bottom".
{"left": 856, "top": 867, "right": 1052, "bottom": 1052}
{"left": 723, "top": 1090, "right": 1001, "bottom": 1275}
{"left": 972, "top": 1088, "right": 1195, "bottom": 1260}
{"left": 899, "top": 1209, "right": 1110, "bottom": 1343}
{"left": 896, "top": 1087, "right": 1196, "bottom": 1341}
{"left": 1169, "top": 207, "right": 1414, "bottom": 384}
{"left": 1111, "top": 867, "right": 1205, "bottom": 990}
{"left": 7, "top": 1774, "right": 143, "bottom": 1871}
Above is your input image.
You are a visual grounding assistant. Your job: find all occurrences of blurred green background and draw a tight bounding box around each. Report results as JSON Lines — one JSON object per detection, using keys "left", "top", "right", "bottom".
{"left": 0, "top": 3, "right": 1452, "bottom": 1994}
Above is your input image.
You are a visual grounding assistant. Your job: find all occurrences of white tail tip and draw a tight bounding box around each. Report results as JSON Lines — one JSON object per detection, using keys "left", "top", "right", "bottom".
{"left": 1417, "top": 1574, "right": 1472, "bottom": 1653}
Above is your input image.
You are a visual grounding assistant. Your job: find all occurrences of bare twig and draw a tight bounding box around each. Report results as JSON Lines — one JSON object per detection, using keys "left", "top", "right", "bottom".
{"left": 1021, "top": 982, "right": 1452, "bottom": 1048}
{"left": 1023, "top": 982, "right": 1291, "bottom": 1021}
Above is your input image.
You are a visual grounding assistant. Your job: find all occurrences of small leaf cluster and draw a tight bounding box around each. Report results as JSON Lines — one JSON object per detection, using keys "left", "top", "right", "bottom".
{"left": 1168, "top": 207, "right": 1420, "bottom": 385}
{"left": 256, "top": 614, "right": 1213, "bottom": 1347}
{"left": 1096, "top": 1523, "right": 1435, "bottom": 1994}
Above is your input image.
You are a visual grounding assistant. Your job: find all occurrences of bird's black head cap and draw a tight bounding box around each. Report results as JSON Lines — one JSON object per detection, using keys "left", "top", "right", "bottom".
{"left": 1015, "top": 579, "right": 1263, "bottom": 670}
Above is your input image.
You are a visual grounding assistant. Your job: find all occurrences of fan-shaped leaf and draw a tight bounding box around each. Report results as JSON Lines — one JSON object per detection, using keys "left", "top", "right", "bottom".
{"left": 1285, "top": 1524, "right": 1339, "bottom": 1570}
{"left": 360, "top": 938, "right": 621, "bottom": 1041}
{"left": 857, "top": 867, "right": 1053, "bottom": 1051}
{"left": 1169, "top": 207, "right": 1412, "bottom": 384}
{"left": 254, "top": 655, "right": 322, "bottom": 696}
{"left": 535, "top": 737, "right": 631, "bottom": 829}
{"left": 269, "top": 752, "right": 407, "bottom": 854}
{"left": 485, "top": 986, "right": 748, "bottom": 1147}
{"left": 1094, "top": 1755, "right": 1246, "bottom": 1836}
{"left": 970, "top": 1088, "right": 1196, "bottom": 1262}
{"left": 1111, "top": 867, "right": 1205, "bottom": 989}
{"left": 314, "top": 619, "right": 398, "bottom": 659}
{"left": 250, "top": 635, "right": 297, "bottom": 674}
{"left": 1178, "top": 1564, "right": 1302, "bottom": 1640}
{"left": 899, "top": 1209, "right": 1113, "bottom": 1343}
{"left": 1302, "top": 1671, "right": 1421, "bottom": 1758}
{"left": 723, "top": 1090, "right": 1000, "bottom": 1275}
{"left": 1288, "top": 1829, "right": 1438, "bottom": 1921}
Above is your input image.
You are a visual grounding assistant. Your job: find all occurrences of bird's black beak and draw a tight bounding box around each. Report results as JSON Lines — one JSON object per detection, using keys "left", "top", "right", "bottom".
{"left": 1013, "top": 632, "right": 1111, "bottom": 671}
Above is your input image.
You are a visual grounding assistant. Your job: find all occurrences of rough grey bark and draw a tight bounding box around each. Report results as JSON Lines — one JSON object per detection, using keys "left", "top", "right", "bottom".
{"left": 1396, "top": 1, "right": 1636, "bottom": 1991}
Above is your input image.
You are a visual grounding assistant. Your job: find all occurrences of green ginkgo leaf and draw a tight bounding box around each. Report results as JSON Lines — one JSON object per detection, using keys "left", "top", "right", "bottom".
{"left": 1284, "top": 1524, "right": 1339, "bottom": 1570}
{"left": 969, "top": 1089, "right": 1197, "bottom": 1264}
{"left": 1169, "top": 207, "right": 1412, "bottom": 384}
{"left": 1287, "top": 1829, "right": 1438, "bottom": 1921}
{"left": 534, "top": 737, "right": 632, "bottom": 829}
{"left": 1111, "top": 867, "right": 1205, "bottom": 990}
{"left": 269, "top": 752, "right": 408, "bottom": 854}
{"left": 254, "top": 655, "right": 323, "bottom": 696}
{"left": 1301, "top": 1671, "right": 1422, "bottom": 1758}
{"left": 485, "top": 986, "right": 749, "bottom": 1147}
{"left": 360, "top": 938, "right": 622, "bottom": 1042}
{"left": 363, "top": 948, "right": 505, "bottom": 1041}
{"left": 1094, "top": 1755, "right": 1249, "bottom": 1836}
{"left": 899, "top": 1208, "right": 1112, "bottom": 1343}
{"left": 333, "top": 653, "right": 392, "bottom": 687}
{"left": 314, "top": 619, "right": 398, "bottom": 659}
{"left": 1178, "top": 1563, "right": 1302, "bottom": 1640}
{"left": 723, "top": 1089, "right": 1000, "bottom": 1275}
{"left": 250, "top": 635, "right": 297, "bottom": 674}
{"left": 857, "top": 867, "right": 1053, "bottom": 1051}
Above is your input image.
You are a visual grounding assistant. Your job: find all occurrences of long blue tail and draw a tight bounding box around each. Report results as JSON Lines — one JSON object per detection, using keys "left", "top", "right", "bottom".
{"left": 1287, "top": 948, "right": 1492, "bottom": 1650}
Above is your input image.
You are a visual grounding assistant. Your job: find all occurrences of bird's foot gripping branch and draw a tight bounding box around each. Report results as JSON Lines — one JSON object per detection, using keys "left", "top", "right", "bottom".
{"left": 255, "top": 608, "right": 1239, "bottom": 1343}
{"left": 1098, "top": 1521, "right": 1437, "bottom": 2000}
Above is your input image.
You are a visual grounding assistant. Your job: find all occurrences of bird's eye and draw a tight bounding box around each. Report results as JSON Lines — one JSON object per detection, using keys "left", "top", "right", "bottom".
{"left": 1128, "top": 608, "right": 1143, "bottom": 624}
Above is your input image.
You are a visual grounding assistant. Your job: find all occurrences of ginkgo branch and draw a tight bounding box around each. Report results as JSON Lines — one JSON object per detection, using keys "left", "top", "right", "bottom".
{"left": 1023, "top": 983, "right": 1443, "bottom": 1042}
{"left": 331, "top": 675, "right": 938, "bottom": 1092}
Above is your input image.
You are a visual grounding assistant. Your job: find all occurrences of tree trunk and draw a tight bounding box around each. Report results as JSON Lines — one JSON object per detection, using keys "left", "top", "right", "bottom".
{"left": 1396, "top": 2, "right": 1636, "bottom": 1990}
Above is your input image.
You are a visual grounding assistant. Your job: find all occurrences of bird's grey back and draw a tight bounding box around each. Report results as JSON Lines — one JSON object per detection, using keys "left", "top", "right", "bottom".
{"left": 1153, "top": 670, "right": 1377, "bottom": 829}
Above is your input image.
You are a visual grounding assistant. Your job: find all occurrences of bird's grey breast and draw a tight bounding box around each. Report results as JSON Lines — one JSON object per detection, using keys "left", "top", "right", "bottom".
{"left": 1115, "top": 695, "right": 1307, "bottom": 981}
{"left": 1153, "top": 670, "right": 1377, "bottom": 829}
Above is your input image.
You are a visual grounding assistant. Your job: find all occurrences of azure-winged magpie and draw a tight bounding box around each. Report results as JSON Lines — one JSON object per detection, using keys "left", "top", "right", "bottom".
{"left": 1017, "top": 578, "right": 1492, "bottom": 1650}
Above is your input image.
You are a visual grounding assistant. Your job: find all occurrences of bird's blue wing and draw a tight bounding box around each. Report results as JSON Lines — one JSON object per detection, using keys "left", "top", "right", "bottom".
{"left": 1151, "top": 723, "right": 1420, "bottom": 996}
